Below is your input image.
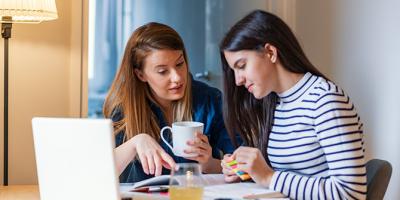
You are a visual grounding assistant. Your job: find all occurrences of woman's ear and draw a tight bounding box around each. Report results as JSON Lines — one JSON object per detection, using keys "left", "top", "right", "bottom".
{"left": 264, "top": 43, "right": 278, "bottom": 64}
{"left": 134, "top": 69, "right": 147, "bottom": 82}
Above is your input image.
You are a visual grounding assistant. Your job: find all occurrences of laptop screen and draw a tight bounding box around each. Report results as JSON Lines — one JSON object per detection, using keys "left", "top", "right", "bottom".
{"left": 32, "top": 117, "right": 120, "bottom": 200}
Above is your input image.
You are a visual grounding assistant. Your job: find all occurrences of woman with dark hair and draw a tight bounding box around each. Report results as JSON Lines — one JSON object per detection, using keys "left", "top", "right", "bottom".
{"left": 220, "top": 10, "right": 366, "bottom": 199}
{"left": 104, "top": 22, "right": 235, "bottom": 183}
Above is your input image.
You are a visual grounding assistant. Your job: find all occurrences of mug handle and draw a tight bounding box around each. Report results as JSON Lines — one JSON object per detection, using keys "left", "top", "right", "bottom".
{"left": 160, "top": 126, "right": 174, "bottom": 152}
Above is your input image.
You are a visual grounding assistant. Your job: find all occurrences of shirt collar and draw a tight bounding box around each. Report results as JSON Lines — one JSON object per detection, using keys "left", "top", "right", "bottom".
{"left": 277, "top": 72, "right": 315, "bottom": 104}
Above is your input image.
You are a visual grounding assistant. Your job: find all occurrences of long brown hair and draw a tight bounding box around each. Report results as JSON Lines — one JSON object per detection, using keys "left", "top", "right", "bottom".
{"left": 220, "top": 10, "right": 326, "bottom": 161}
{"left": 103, "top": 22, "right": 192, "bottom": 141}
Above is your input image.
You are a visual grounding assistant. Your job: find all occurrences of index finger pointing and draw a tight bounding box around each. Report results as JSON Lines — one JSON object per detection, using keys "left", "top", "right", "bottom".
{"left": 160, "top": 151, "right": 176, "bottom": 170}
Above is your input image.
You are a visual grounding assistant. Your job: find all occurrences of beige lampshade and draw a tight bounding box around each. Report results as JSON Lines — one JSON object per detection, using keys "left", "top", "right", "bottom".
{"left": 0, "top": 0, "right": 58, "bottom": 23}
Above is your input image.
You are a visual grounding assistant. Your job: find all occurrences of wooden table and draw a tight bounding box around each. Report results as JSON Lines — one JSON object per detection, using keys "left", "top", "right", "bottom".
{"left": 0, "top": 185, "right": 40, "bottom": 200}
{"left": 0, "top": 185, "right": 166, "bottom": 200}
{"left": 0, "top": 184, "right": 287, "bottom": 200}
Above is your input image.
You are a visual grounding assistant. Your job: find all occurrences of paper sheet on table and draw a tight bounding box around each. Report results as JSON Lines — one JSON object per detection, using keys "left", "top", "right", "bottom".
{"left": 204, "top": 182, "right": 286, "bottom": 199}
{"left": 125, "top": 174, "right": 286, "bottom": 199}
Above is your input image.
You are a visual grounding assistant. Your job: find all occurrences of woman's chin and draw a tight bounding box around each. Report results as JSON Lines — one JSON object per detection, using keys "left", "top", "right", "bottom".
{"left": 252, "top": 91, "right": 270, "bottom": 99}
{"left": 168, "top": 93, "right": 185, "bottom": 101}
{"left": 253, "top": 94, "right": 263, "bottom": 99}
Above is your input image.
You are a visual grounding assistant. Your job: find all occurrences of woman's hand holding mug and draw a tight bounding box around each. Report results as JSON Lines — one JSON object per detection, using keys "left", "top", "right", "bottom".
{"left": 184, "top": 131, "right": 212, "bottom": 164}
{"left": 161, "top": 121, "right": 218, "bottom": 172}
{"left": 160, "top": 121, "right": 204, "bottom": 157}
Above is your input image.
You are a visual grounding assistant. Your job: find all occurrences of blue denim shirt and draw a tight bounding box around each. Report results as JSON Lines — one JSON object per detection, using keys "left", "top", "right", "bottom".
{"left": 113, "top": 80, "right": 238, "bottom": 183}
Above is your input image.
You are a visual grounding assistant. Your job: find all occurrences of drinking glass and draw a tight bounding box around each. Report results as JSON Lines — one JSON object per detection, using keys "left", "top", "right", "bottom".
{"left": 169, "top": 163, "right": 204, "bottom": 200}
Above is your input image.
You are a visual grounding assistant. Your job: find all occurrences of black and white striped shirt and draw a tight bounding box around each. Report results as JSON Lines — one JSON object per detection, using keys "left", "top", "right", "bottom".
{"left": 269, "top": 72, "right": 366, "bottom": 200}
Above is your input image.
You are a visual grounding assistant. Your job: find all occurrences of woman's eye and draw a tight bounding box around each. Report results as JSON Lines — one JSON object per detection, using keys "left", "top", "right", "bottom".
{"left": 238, "top": 64, "right": 245, "bottom": 69}
{"left": 158, "top": 70, "right": 167, "bottom": 75}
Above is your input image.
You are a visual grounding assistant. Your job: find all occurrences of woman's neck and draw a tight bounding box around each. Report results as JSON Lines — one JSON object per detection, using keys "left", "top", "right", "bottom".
{"left": 275, "top": 63, "right": 304, "bottom": 94}
{"left": 148, "top": 88, "right": 174, "bottom": 125}
{"left": 155, "top": 97, "right": 173, "bottom": 125}
{"left": 161, "top": 105, "right": 173, "bottom": 125}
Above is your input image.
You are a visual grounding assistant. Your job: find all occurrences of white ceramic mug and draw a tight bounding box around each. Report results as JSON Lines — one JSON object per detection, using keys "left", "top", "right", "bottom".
{"left": 160, "top": 121, "right": 204, "bottom": 157}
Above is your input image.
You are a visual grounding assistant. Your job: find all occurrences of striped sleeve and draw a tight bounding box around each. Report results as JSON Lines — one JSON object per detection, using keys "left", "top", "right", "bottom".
{"left": 270, "top": 85, "right": 367, "bottom": 200}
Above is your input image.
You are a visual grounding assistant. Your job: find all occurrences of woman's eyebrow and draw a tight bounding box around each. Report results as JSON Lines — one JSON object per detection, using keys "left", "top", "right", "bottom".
{"left": 153, "top": 54, "right": 184, "bottom": 68}
{"left": 153, "top": 64, "right": 168, "bottom": 69}
{"left": 175, "top": 54, "right": 184, "bottom": 62}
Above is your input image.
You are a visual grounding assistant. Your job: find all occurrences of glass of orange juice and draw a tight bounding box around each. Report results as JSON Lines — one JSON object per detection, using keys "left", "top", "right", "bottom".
{"left": 169, "top": 163, "right": 204, "bottom": 200}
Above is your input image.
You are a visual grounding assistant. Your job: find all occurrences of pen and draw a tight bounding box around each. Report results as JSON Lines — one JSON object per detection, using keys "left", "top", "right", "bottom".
{"left": 148, "top": 186, "right": 169, "bottom": 192}
{"left": 131, "top": 185, "right": 169, "bottom": 193}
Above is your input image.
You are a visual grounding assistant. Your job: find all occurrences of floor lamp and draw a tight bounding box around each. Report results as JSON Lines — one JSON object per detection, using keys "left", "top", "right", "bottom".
{"left": 0, "top": 0, "right": 58, "bottom": 186}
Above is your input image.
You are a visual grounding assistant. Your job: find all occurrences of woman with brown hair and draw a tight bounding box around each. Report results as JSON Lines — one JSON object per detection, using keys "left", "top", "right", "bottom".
{"left": 104, "top": 22, "right": 236, "bottom": 183}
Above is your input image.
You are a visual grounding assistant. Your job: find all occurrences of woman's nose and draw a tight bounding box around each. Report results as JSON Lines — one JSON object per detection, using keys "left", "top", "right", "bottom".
{"left": 235, "top": 73, "right": 245, "bottom": 86}
{"left": 171, "top": 69, "right": 182, "bottom": 83}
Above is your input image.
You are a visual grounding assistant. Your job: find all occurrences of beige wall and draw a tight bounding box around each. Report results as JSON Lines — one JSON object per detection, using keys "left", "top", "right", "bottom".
{"left": 295, "top": 1, "right": 335, "bottom": 76}
{"left": 296, "top": 1, "right": 400, "bottom": 199}
{"left": 0, "top": 0, "right": 85, "bottom": 185}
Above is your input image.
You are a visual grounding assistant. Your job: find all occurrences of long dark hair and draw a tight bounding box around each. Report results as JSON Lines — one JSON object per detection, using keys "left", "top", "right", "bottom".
{"left": 220, "top": 10, "right": 326, "bottom": 162}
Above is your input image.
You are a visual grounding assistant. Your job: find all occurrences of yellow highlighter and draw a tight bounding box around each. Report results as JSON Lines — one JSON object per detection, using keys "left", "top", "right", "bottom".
{"left": 225, "top": 158, "right": 251, "bottom": 181}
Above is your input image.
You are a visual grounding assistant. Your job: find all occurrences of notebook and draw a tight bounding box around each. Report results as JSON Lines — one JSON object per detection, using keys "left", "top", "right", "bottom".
{"left": 129, "top": 173, "right": 227, "bottom": 190}
{"left": 32, "top": 117, "right": 120, "bottom": 200}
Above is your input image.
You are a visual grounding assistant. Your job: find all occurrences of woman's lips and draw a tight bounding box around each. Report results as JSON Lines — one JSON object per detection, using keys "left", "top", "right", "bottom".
{"left": 169, "top": 84, "right": 183, "bottom": 93}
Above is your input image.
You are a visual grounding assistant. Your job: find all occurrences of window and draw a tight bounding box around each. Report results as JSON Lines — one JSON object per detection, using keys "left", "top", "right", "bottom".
{"left": 88, "top": 0, "right": 282, "bottom": 118}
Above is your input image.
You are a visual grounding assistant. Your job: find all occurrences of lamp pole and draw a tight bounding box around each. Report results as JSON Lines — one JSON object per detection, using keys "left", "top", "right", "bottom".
{"left": 2, "top": 16, "right": 12, "bottom": 186}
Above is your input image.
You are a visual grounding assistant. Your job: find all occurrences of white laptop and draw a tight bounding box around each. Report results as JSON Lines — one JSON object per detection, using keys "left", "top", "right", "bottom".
{"left": 32, "top": 117, "right": 121, "bottom": 200}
